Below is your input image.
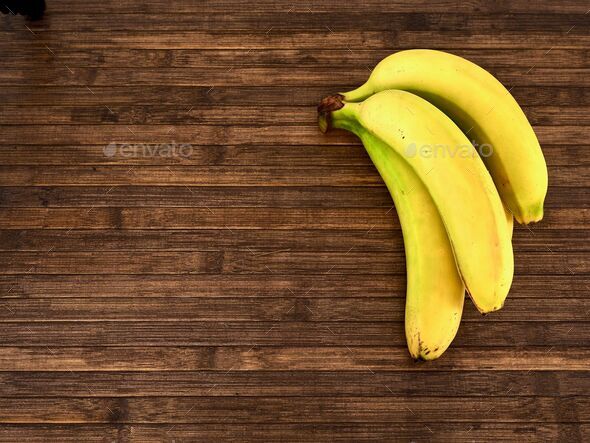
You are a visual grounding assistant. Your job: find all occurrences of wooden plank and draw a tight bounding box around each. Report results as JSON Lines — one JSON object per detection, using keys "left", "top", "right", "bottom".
{"left": 0, "top": 207, "right": 585, "bottom": 230}
{"left": 2, "top": 48, "right": 590, "bottom": 69}
{"left": 1, "top": 370, "right": 588, "bottom": 397}
{"left": 0, "top": 185, "right": 585, "bottom": 208}
{"left": 2, "top": 31, "right": 590, "bottom": 51}
{"left": 0, "top": 426, "right": 120, "bottom": 443}
{"left": 0, "top": 146, "right": 375, "bottom": 167}
{"left": 0, "top": 396, "right": 587, "bottom": 423}
{"left": 0, "top": 144, "right": 587, "bottom": 167}
{"left": 0, "top": 228, "right": 586, "bottom": 253}
{"left": 1, "top": 274, "right": 586, "bottom": 299}
{"left": 1, "top": 105, "right": 590, "bottom": 126}
{"left": 0, "top": 164, "right": 584, "bottom": 187}
{"left": 0, "top": 86, "right": 587, "bottom": 107}
{"left": 0, "top": 249, "right": 392, "bottom": 275}
{"left": 1, "top": 66, "right": 590, "bottom": 87}
{"left": 35, "top": 0, "right": 590, "bottom": 14}
{"left": 0, "top": 322, "right": 586, "bottom": 347}
{"left": 0, "top": 251, "right": 223, "bottom": 274}
{"left": 0, "top": 346, "right": 588, "bottom": 371}
{"left": 0, "top": 125, "right": 349, "bottom": 146}
{"left": 0, "top": 250, "right": 587, "bottom": 275}
{"left": 0, "top": 124, "right": 585, "bottom": 145}
{"left": 91, "top": 423, "right": 590, "bottom": 442}
{"left": 0, "top": 207, "right": 397, "bottom": 230}
{"left": 0, "top": 296, "right": 586, "bottom": 322}
{"left": 0, "top": 165, "right": 386, "bottom": 186}
{"left": 0, "top": 185, "right": 393, "bottom": 206}
{"left": 0, "top": 423, "right": 584, "bottom": 443}
{"left": 10, "top": 13, "right": 590, "bottom": 33}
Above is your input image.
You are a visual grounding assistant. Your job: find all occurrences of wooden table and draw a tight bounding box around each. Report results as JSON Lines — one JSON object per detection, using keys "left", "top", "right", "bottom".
{"left": 1, "top": 1, "right": 588, "bottom": 441}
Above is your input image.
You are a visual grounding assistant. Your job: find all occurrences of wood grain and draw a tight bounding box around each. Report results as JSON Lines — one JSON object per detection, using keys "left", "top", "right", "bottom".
{"left": 0, "top": 207, "right": 586, "bottom": 230}
{"left": 31, "top": 0, "right": 590, "bottom": 14}
{"left": 0, "top": 346, "right": 588, "bottom": 371}
{"left": 0, "top": 296, "right": 587, "bottom": 321}
{"left": 10, "top": 13, "right": 590, "bottom": 33}
{"left": 3, "top": 49, "right": 590, "bottom": 69}
{"left": 0, "top": 423, "right": 586, "bottom": 443}
{"left": 2, "top": 105, "right": 590, "bottom": 127}
{"left": 0, "top": 424, "right": 586, "bottom": 443}
{"left": 0, "top": 228, "right": 587, "bottom": 252}
{"left": 0, "top": 124, "right": 587, "bottom": 145}
{"left": 1, "top": 86, "right": 588, "bottom": 107}
{"left": 0, "top": 321, "right": 586, "bottom": 347}
{"left": 0, "top": 370, "right": 588, "bottom": 397}
{"left": 0, "top": 396, "right": 588, "bottom": 423}
{"left": 1, "top": 274, "right": 587, "bottom": 298}
{"left": 1, "top": 0, "right": 588, "bottom": 440}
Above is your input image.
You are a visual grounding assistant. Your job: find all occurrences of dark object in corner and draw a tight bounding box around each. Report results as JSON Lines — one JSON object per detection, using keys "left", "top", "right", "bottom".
{"left": 1, "top": 0, "right": 46, "bottom": 20}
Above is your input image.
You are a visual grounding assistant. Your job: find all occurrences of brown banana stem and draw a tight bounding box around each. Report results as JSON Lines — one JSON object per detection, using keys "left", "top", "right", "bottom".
{"left": 317, "top": 94, "right": 345, "bottom": 133}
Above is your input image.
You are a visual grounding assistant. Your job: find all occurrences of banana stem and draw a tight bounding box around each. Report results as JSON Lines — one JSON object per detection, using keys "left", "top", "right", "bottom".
{"left": 340, "top": 82, "right": 374, "bottom": 102}
{"left": 317, "top": 94, "right": 345, "bottom": 133}
{"left": 317, "top": 95, "right": 362, "bottom": 135}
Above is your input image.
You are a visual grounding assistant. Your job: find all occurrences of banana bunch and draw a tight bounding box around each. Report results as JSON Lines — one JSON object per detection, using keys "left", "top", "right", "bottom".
{"left": 318, "top": 49, "right": 547, "bottom": 360}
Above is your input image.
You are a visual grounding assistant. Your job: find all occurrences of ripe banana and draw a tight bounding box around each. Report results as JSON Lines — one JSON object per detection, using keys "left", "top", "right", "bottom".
{"left": 319, "top": 91, "right": 513, "bottom": 313}
{"left": 319, "top": 98, "right": 464, "bottom": 359}
{"left": 341, "top": 49, "right": 548, "bottom": 224}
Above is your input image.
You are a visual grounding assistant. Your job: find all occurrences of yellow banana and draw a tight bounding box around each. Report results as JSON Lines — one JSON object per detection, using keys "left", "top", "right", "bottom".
{"left": 319, "top": 91, "right": 513, "bottom": 313}
{"left": 319, "top": 98, "right": 464, "bottom": 359}
{"left": 342, "top": 49, "right": 548, "bottom": 224}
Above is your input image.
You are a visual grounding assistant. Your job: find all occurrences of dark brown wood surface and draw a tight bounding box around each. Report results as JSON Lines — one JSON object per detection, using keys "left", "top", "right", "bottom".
{"left": 1, "top": 1, "right": 589, "bottom": 441}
